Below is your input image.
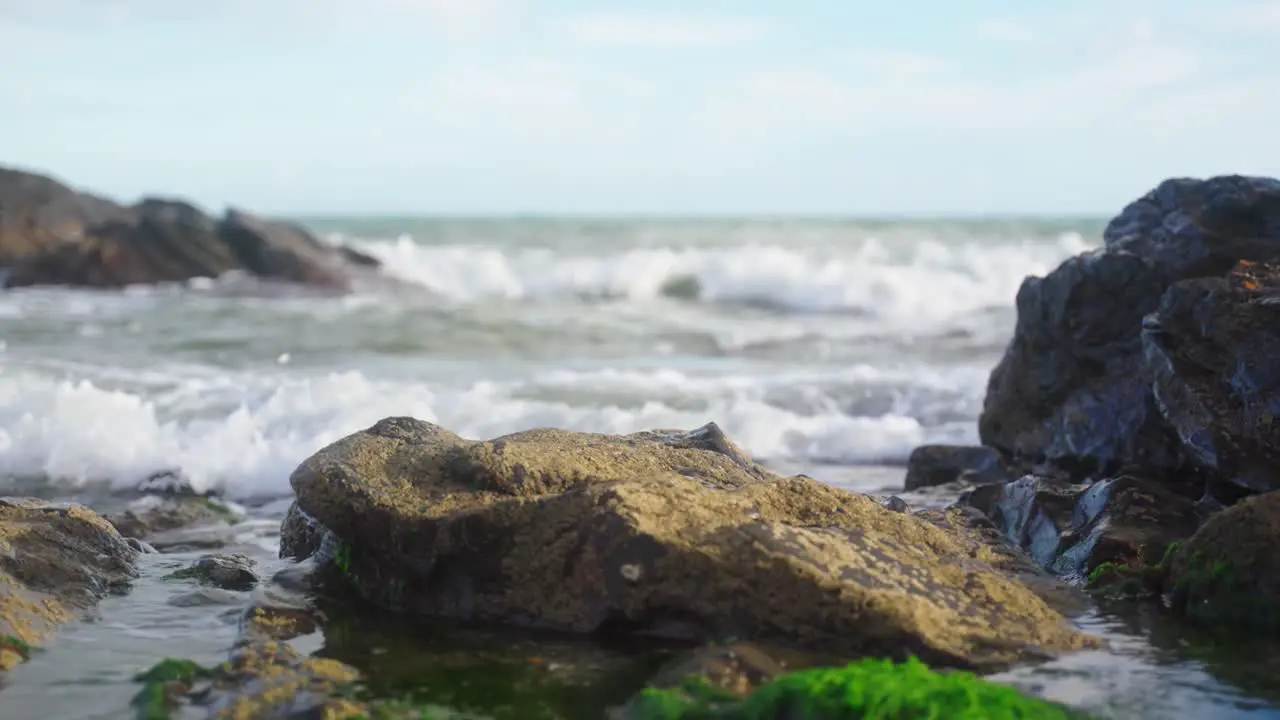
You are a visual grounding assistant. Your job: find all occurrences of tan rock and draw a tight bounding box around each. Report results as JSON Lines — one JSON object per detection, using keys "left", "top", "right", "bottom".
{"left": 285, "top": 417, "right": 1099, "bottom": 671}
{"left": 0, "top": 498, "right": 137, "bottom": 670}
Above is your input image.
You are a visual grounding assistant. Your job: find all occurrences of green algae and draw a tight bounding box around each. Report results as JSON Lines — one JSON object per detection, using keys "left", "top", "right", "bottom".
{"left": 0, "top": 633, "right": 32, "bottom": 662}
{"left": 1169, "top": 548, "right": 1280, "bottom": 633}
{"left": 130, "top": 658, "right": 212, "bottom": 720}
{"left": 627, "top": 657, "right": 1092, "bottom": 719}
{"left": 318, "top": 608, "right": 675, "bottom": 720}
{"left": 1085, "top": 541, "right": 1183, "bottom": 599}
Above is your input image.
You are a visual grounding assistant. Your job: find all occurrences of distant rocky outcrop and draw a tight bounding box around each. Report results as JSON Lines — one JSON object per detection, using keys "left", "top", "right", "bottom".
{"left": 280, "top": 417, "right": 1098, "bottom": 673}
{"left": 0, "top": 165, "right": 379, "bottom": 290}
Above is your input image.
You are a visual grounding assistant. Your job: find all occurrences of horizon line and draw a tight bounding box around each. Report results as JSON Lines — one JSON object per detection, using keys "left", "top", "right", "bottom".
{"left": 281, "top": 211, "right": 1114, "bottom": 222}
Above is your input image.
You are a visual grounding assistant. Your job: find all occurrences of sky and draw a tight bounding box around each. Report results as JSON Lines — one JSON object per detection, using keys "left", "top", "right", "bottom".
{"left": 2, "top": 0, "right": 1279, "bottom": 215}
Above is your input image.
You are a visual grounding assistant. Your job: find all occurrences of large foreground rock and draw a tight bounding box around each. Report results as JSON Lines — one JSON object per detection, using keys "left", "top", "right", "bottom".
{"left": 0, "top": 166, "right": 379, "bottom": 290}
{"left": 0, "top": 498, "right": 137, "bottom": 670}
{"left": 980, "top": 175, "right": 1280, "bottom": 488}
{"left": 283, "top": 418, "right": 1096, "bottom": 671}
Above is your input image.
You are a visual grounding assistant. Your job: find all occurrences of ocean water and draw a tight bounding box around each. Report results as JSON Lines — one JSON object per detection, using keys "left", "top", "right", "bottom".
{"left": 3, "top": 217, "right": 1279, "bottom": 719}
{"left": 0, "top": 216, "right": 1099, "bottom": 498}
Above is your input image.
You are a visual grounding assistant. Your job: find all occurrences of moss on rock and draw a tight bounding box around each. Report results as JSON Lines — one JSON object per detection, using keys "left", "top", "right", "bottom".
{"left": 1166, "top": 491, "right": 1280, "bottom": 633}
{"left": 284, "top": 418, "right": 1098, "bottom": 671}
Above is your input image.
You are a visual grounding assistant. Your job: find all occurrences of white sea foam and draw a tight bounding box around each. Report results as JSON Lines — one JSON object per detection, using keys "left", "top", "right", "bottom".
{"left": 0, "top": 363, "right": 975, "bottom": 499}
{"left": 0, "top": 221, "right": 1100, "bottom": 499}
{"left": 347, "top": 232, "right": 1092, "bottom": 324}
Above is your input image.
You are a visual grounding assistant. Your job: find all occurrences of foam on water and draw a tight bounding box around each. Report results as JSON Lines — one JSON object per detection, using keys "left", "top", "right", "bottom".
{"left": 0, "top": 219, "right": 1101, "bottom": 500}
{"left": 348, "top": 231, "right": 1091, "bottom": 322}
{"left": 0, "top": 361, "right": 979, "bottom": 498}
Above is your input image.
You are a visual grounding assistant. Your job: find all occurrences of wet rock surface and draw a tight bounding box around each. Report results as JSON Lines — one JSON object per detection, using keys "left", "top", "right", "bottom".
{"left": 0, "top": 498, "right": 137, "bottom": 670}
{"left": 167, "top": 553, "right": 261, "bottom": 592}
{"left": 980, "top": 175, "right": 1280, "bottom": 482}
{"left": 107, "top": 496, "right": 241, "bottom": 541}
{"left": 285, "top": 417, "right": 1097, "bottom": 671}
{"left": 960, "top": 474, "right": 1201, "bottom": 581}
{"left": 1166, "top": 490, "right": 1280, "bottom": 634}
{"left": 905, "top": 444, "right": 1012, "bottom": 491}
{"left": 1144, "top": 260, "right": 1280, "bottom": 496}
{"left": 0, "top": 166, "right": 380, "bottom": 290}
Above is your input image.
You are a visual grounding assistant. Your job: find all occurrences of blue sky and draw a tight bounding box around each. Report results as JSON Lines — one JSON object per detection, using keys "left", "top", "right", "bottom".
{"left": 2, "top": 0, "right": 1279, "bottom": 215}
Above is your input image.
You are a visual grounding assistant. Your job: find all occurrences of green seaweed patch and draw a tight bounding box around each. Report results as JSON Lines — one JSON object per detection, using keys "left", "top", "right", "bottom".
{"left": 161, "top": 566, "right": 203, "bottom": 583}
{"left": 1085, "top": 541, "right": 1184, "bottom": 599}
{"left": 627, "top": 657, "right": 1093, "bottom": 720}
{"left": 131, "top": 658, "right": 212, "bottom": 720}
{"left": 343, "top": 697, "right": 454, "bottom": 719}
{"left": 0, "top": 634, "right": 33, "bottom": 663}
{"left": 195, "top": 496, "right": 241, "bottom": 522}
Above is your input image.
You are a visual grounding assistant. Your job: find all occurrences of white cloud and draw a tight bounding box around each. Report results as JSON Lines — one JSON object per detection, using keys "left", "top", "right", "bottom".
{"left": 372, "top": 0, "right": 515, "bottom": 35}
{"left": 851, "top": 51, "right": 947, "bottom": 80}
{"left": 974, "top": 18, "right": 1035, "bottom": 43}
{"left": 554, "top": 13, "right": 768, "bottom": 46}
{"left": 428, "top": 62, "right": 580, "bottom": 112}
{"left": 1229, "top": 2, "right": 1280, "bottom": 27}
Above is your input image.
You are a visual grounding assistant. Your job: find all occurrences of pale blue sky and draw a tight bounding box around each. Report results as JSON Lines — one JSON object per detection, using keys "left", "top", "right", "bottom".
{"left": 2, "top": 0, "right": 1279, "bottom": 215}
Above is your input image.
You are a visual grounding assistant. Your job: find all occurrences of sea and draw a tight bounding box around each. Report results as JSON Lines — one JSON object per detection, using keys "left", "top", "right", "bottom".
{"left": 1, "top": 217, "right": 1278, "bottom": 719}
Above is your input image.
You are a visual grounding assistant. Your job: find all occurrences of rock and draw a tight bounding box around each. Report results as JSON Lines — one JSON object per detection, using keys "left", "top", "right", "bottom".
{"left": 236, "top": 561, "right": 325, "bottom": 645}
{"left": 880, "top": 495, "right": 909, "bottom": 513}
{"left": 1104, "top": 176, "right": 1280, "bottom": 277}
{"left": 106, "top": 496, "right": 240, "bottom": 540}
{"left": 980, "top": 175, "right": 1280, "bottom": 481}
{"left": 166, "top": 553, "right": 260, "bottom": 592}
{"left": 1142, "top": 260, "right": 1280, "bottom": 497}
{"left": 1166, "top": 490, "right": 1280, "bottom": 633}
{"left": 285, "top": 417, "right": 1097, "bottom": 671}
{"left": 130, "top": 642, "right": 369, "bottom": 720}
{"left": 961, "top": 474, "right": 1201, "bottom": 581}
{"left": 0, "top": 166, "right": 126, "bottom": 265}
{"left": 904, "top": 444, "right": 1011, "bottom": 491}
{"left": 0, "top": 498, "right": 137, "bottom": 670}
{"left": 278, "top": 502, "right": 326, "bottom": 561}
{"left": 980, "top": 250, "right": 1183, "bottom": 478}
{"left": 0, "top": 165, "right": 380, "bottom": 290}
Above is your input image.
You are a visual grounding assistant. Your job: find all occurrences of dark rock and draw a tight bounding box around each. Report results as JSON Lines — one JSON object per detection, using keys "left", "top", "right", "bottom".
{"left": 284, "top": 417, "right": 1097, "bottom": 671}
{"left": 126, "top": 538, "right": 157, "bottom": 554}
{"left": 279, "top": 502, "right": 326, "bottom": 561}
{"left": 107, "top": 496, "right": 239, "bottom": 540}
{"left": 167, "top": 553, "right": 260, "bottom": 592}
{"left": 904, "top": 444, "right": 1011, "bottom": 491}
{"left": 980, "top": 250, "right": 1182, "bottom": 477}
{"left": 1142, "top": 261, "right": 1280, "bottom": 496}
{"left": 880, "top": 495, "right": 909, "bottom": 513}
{"left": 1166, "top": 490, "right": 1280, "bottom": 634}
{"left": 0, "top": 498, "right": 137, "bottom": 670}
{"left": 1104, "top": 176, "right": 1280, "bottom": 277}
{"left": 980, "top": 175, "right": 1280, "bottom": 481}
{"left": 961, "top": 474, "right": 1200, "bottom": 580}
{"left": 0, "top": 165, "right": 380, "bottom": 290}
